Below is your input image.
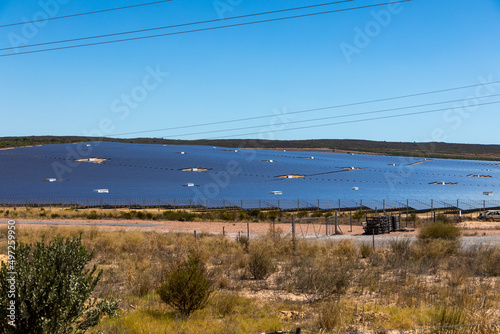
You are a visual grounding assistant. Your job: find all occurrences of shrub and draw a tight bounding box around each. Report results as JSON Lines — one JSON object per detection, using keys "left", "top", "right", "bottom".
{"left": 0, "top": 235, "right": 118, "bottom": 333}
{"left": 435, "top": 213, "right": 450, "bottom": 223}
{"left": 293, "top": 254, "right": 354, "bottom": 302}
{"left": 430, "top": 304, "right": 469, "bottom": 332}
{"left": 360, "top": 243, "right": 372, "bottom": 259}
{"left": 246, "top": 247, "right": 275, "bottom": 280}
{"left": 248, "top": 209, "right": 261, "bottom": 217}
{"left": 316, "top": 300, "right": 352, "bottom": 332}
{"left": 297, "top": 211, "right": 309, "bottom": 218}
{"left": 120, "top": 211, "right": 132, "bottom": 219}
{"left": 157, "top": 254, "right": 213, "bottom": 317}
{"left": 162, "top": 210, "right": 196, "bottom": 222}
{"left": 419, "top": 221, "right": 461, "bottom": 252}
{"left": 236, "top": 235, "right": 249, "bottom": 251}
{"left": 352, "top": 210, "right": 364, "bottom": 220}
{"left": 86, "top": 210, "right": 99, "bottom": 220}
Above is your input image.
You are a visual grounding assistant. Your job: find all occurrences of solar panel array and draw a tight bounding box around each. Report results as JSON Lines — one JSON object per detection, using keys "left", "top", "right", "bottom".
{"left": 0, "top": 142, "right": 499, "bottom": 210}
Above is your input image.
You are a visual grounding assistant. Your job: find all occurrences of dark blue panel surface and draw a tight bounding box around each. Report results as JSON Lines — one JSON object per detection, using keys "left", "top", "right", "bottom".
{"left": 1, "top": 142, "right": 499, "bottom": 209}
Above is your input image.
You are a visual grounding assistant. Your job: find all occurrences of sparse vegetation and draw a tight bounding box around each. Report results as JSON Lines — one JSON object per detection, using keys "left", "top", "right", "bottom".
{"left": 157, "top": 253, "right": 213, "bottom": 317}
{"left": 0, "top": 235, "right": 118, "bottom": 333}
{"left": 0, "top": 224, "right": 498, "bottom": 333}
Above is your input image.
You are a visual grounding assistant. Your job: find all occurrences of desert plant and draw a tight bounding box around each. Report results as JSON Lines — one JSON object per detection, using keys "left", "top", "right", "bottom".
{"left": 352, "top": 210, "right": 364, "bottom": 220}
{"left": 418, "top": 221, "right": 461, "bottom": 254}
{"left": 360, "top": 243, "right": 372, "bottom": 259}
{"left": 293, "top": 254, "right": 354, "bottom": 302}
{"left": 246, "top": 247, "right": 275, "bottom": 280}
{"left": 0, "top": 235, "right": 118, "bottom": 333}
{"left": 157, "top": 253, "right": 213, "bottom": 317}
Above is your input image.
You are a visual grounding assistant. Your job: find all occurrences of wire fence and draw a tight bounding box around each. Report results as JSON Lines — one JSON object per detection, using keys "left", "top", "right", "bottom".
{"left": 1, "top": 197, "right": 500, "bottom": 211}
{"left": 1, "top": 197, "right": 498, "bottom": 224}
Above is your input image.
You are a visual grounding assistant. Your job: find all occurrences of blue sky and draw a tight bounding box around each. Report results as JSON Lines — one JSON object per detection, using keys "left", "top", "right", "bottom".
{"left": 1, "top": 0, "right": 500, "bottom": 144}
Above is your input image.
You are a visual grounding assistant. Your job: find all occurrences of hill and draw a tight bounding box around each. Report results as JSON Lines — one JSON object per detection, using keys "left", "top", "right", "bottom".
{"left": 1, "top": 136, "right": 500, "bottom": 161}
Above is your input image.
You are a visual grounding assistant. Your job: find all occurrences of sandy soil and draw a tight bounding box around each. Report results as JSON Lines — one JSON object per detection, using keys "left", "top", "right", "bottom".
{"left": 7, "top": 219, "right": 500, "bottom": 239}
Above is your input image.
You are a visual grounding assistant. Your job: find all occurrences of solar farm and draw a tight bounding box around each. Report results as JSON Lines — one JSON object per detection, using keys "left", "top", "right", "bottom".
{"left": 1, "top": 141, "right": 499, "bottom": 212}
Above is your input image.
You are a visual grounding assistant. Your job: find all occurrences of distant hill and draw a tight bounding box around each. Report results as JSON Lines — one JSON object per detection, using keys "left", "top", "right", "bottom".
{"left": 1, "top": 136, "right": 500, "bottom": 161}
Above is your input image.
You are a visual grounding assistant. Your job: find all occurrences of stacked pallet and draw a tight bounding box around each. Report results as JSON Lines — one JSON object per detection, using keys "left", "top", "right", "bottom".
{"left": 364, "top": 215, "right": 402, "bottom": 235}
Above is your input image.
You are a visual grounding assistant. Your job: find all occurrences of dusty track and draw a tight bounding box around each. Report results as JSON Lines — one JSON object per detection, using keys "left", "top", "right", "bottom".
{"left": 5, "top": 219, "right": 500, "bottom": 244}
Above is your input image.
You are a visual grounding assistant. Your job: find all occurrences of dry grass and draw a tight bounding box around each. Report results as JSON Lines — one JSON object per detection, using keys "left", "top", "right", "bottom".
{"left": 0, "top": 225, "right": 499, "bottom": 333}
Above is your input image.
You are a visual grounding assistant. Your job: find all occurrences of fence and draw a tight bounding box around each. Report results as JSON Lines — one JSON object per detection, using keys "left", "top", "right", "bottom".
{"left": 1, "top": 197, "right": 497, "bottom": 221}
{"left": 1, "top": 197, "right": 499, "bottom": 211}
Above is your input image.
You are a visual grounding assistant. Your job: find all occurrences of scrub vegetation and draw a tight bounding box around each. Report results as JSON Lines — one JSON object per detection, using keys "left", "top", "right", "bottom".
{"left": 0, "top": 221, "right": 498, "bottom": 333}
{"left": 3, "top": 136, "right": 500, "bottom": 161}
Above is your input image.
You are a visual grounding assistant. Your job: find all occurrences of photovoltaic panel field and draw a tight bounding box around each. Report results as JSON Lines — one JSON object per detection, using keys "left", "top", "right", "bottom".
{"left": 1, "top": 142, "right": 499, "bottom": 210}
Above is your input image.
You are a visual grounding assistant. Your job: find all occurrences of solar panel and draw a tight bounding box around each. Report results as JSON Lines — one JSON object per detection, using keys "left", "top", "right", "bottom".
{"left": 1, "top": 142, "right": 499, "bottom": 209}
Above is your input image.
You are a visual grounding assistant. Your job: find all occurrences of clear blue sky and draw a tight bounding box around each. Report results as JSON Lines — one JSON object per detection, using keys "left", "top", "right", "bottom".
{"left": 1, "top": 0, "right": 500, "bottom": 144}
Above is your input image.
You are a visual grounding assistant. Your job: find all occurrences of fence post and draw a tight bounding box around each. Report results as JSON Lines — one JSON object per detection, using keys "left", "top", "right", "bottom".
{"left": 325, "top": 216, "right": 328, "bottom": 236}
{"left": 406, "top": 199, "right": 409, "bottom": 228}
{"left": 194, "top": 230, "right": 197, "bottom": 241}
{"left": 431, "top": 199, "right": 433, "bottom": 222}
{"left": 334, "top": 211, "right": 338, "bottom": 235}
{"left": 349, "top": 210, "right": 352, "bottom": 232}
{"left": 292, "top": 214, "right": 296, "bottom": 251}
{"left": 247, "top": 222, "right": 250, "bottom": 239}
{"left": 223, "top": 226, "right": 225, "bottom": 237}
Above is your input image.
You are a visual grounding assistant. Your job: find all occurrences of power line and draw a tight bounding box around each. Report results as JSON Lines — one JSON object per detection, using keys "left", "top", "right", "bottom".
{"left": 0, "top": 0, "right": 412, "bottom": 58}
{"left": 136, "top": 94, "right": 500, "bottom": 138}
{"left": 109, "top": 79, "right": 500, "bottom": 137}
{"left": 201, "top": 100, "right": 500, "bottom": 139}
{"left": 0, "top": 0, "right": 354, "bottom": 51}
{"left": 0, "top": 0, "right": 173, "bottom": 29}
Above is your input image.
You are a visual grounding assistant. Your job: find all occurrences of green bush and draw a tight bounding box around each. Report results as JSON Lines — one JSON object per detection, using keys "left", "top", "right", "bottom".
{"left": 86, "top": 210, "right": 99, "bottom": 220}
{"left": 246, "top": 247, "right": 275, "bottom": 280}
{"left": 297, "top": 211, "right": 309, "bottom": 218}
{"left": 352, "top": 210, "right": 364, "bottom": 220}
{"left": 162, "top": 210, "right": 196, "bottom": 222}
{"left": 120, "top": 211, "right": 132, "bottom": 219}
{"left": 157, "top": 254, "right": 213, "bottom": 317}
{"left": 419, "top": 222, "right": 461, "bottom": 242}
{"left": 0, "top": 235, "right": 118, "bottom": 333}
{"left": 248, "top": 209, "right": 261, "bottom": 217}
